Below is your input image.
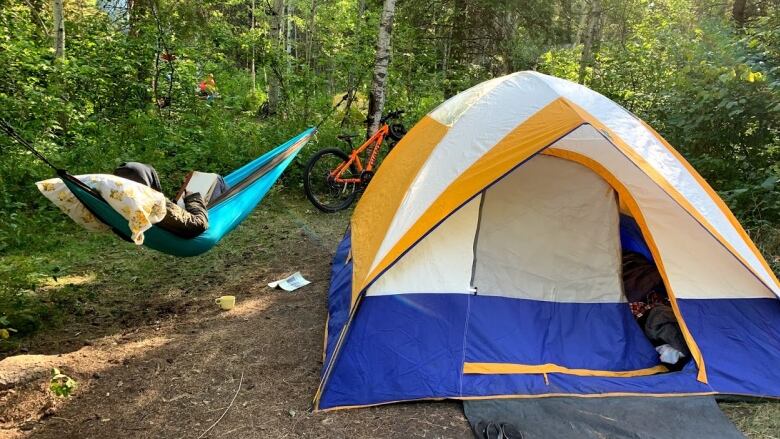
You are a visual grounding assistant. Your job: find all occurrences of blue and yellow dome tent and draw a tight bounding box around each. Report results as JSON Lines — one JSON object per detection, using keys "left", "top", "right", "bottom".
{"left": 315, "top": 72, "right": 780, "bottom": 411}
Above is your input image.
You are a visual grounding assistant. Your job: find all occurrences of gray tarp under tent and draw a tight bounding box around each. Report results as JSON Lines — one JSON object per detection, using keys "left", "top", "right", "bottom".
{"left": 463, "top": 396, "right": 745, "bottom": 439}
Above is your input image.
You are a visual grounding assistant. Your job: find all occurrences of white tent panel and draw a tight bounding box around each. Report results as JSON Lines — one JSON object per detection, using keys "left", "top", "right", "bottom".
{"left": 473, "top": 155, "right": 624, "bottom": 303}
{"left": 429, "top": 74, "right": 509, "bottom": 126}
{"left": 369, "top": 74, "right": 560, "bottom": 278}
{"left": 553, "top": 125, "right": 774, "bottom": 300}
{"left": 536, "top": 72, "right": 780, "bottom": 296}
{"left": 367, "top": 195, "right": 481, "bottom": 296}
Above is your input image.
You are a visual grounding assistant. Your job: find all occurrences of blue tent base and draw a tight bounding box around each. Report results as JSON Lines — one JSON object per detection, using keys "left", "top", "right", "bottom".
{"left": 317, "top": 231, "right": 780, "bottom": 411}
{"left": 463, "top": 396, "right": 744, "bottom": 439}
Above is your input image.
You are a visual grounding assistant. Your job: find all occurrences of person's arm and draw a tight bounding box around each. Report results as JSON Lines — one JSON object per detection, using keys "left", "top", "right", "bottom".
{"left": 158, "top": 193, "right": 209, "bottom": 238}
{"left": 181, "top": 192, "right": 209, "bottom": 233}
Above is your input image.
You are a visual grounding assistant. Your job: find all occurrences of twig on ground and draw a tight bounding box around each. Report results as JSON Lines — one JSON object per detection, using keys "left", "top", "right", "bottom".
{"left": 219, "top": 425, "right": 246, "bottom": 436}
{"left": 196, "top": 371, "right": 243, "bottom": 439}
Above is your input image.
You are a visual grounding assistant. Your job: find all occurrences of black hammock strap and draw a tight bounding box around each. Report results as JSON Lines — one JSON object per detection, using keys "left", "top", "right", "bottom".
{"left": 0, "top": 121, "right": 133, "bottom": 242}
{"left": 0, "top": 119, "right": 61, "bottom": 172}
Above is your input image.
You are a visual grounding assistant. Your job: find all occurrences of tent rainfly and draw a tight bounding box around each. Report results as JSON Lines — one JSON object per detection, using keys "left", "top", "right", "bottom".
{"left": 314, "top": 71, "right": 780, "bottom": 411}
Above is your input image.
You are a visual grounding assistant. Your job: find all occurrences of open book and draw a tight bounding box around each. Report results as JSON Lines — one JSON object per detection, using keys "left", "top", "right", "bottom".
{"left": 175, "top": 171, "right": 221, "bottom": 207}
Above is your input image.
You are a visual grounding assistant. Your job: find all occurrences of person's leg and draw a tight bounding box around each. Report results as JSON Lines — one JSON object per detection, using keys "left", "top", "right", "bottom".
{"left": 643, "top": 305, "right": 690, "bottom": 357}
{"left": 208, "top": 175, "right": 229, "bottom": 203}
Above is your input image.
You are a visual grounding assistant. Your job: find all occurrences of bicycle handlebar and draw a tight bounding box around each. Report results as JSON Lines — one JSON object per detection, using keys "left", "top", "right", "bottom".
{"left": 380, "top": 109, "right": 405, "bottom": 124}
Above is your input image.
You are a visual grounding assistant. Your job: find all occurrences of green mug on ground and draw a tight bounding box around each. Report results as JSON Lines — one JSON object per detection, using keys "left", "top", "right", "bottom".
{"left": 215, "top": 295, "right": 236, "bottom": 310}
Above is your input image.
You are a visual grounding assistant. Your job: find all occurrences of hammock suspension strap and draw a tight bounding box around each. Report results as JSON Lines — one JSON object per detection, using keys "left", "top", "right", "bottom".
{"left": 0, "top": 119, "right": 63, "bottom": 172}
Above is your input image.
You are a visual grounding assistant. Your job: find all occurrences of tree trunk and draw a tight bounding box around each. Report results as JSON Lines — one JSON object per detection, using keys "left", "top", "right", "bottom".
{"left": 53, "top": 0, "right": 65, "bottom": 59}
{"left": 128, "top": 0, "right": 147, "bottom": 37}
{"left": 305, "top": 0, "right": 318, "bottom": 68}
{"left": 366, "top": 0, "right": 397, "bottom": 137}
{"left": 26, "top": 0, "right": 50, "bottom": 35}
{"left": 574, "top": 0, "right": 588, "bottom": 46}
{"left": 732, "top": 0, "right": 747, "bottom": 28}
{"left": 251, "top": 0, "right": 256, "bottom": 91}
{"left": 562, "top": 0, "right": 574, "bottom": 44}
{"left": 267, "top": 0, "right": 285, "bottom": 114}
{"left": 578, "top": 0, "right": 601, "bottom": 84}
{"left": 286, "top": 2, "right": 293, "bottom": 74}
{"left": 443, "top": 0, "right": 467, "bottom": 98}
{"left": 339, "top": 1, "right": 365, "bottom": 129}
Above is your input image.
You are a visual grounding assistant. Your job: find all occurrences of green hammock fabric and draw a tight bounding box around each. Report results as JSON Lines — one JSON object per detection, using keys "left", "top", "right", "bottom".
{"left": 60, "top": 128, "right": 315, "bottom": 257}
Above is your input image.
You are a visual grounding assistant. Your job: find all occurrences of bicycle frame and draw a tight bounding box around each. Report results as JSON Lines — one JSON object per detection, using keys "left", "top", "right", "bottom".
{"left": 330, "top": 124, "right": 390, "bottom": 184}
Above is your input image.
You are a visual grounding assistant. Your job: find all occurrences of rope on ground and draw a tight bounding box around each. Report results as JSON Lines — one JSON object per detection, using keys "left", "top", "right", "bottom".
{"left": 196, "top": 371, "right": 244, "bottom": 439}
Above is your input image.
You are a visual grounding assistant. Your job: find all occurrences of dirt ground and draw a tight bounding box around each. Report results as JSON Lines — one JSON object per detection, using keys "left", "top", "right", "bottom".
{"left": 0, "top": 193, "right": 777, "bottom": 439}
{"left": 0, "top": 193, "right": 472, "bottom": 439}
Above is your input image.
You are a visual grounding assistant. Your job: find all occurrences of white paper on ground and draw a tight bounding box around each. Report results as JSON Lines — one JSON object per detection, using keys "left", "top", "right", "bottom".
{"left": 268, "top": 271, "right": 311, "bottom": 292}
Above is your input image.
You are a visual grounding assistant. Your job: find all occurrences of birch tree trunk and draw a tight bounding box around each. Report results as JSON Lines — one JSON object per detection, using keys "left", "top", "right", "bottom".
{"left": 562, "top": 0, "right": 574, "bottom": 44}
{"left": 53, "top": 0, "right": 65, "bottom": 59}
{"left": 305, "top": 0, "right": 317, "bottom": 68}
{"left": 366, "top": 0, "right": 397, "bottom": 137}
{"left": 339, "top": 1, "right": 365, "bottom": 128}
{"left": 267, "top": 0, "right": 285, "bottom": 114}
{"left": 251, "top": 0, "right": 256, "bottom": 91}
{"left": 578, "top": 0, "right": 601, "bottom": 84}
{"left": 286, "top": 2, "right": 293, "bottom": 74}
{"left": 128, "top": 0, "right": 149, "bottom": 37}
{"left": 443, "top": 0, "right": 467, "bottom": 98}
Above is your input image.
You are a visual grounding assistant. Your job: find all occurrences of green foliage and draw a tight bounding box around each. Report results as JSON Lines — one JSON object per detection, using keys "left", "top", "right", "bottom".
{"left": 242, "top": 89, "right": 268, "bottom": 113}
{"left": 0, "top": 0, "right": 778, "bottom": 341}
{"left": 50, "top": 368, "right": 77, "bottom": 397}
{"left": 539, "top": 2, "right": 780, "bottom": 270}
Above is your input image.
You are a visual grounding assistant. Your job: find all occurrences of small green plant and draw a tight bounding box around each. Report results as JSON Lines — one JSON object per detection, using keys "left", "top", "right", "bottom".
{"left": 50, "top": 368, "right": 77, "bottom": 397}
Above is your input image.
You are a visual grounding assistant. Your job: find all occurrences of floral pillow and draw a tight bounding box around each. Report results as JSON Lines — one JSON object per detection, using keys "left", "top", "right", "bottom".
{"left": 36, "top": 174, "right": 167, "bottom": 245}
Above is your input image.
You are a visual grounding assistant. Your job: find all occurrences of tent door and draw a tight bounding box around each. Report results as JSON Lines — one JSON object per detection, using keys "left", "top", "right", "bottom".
{"left": 465, "top": 155, "right": 665, "bottom": 375}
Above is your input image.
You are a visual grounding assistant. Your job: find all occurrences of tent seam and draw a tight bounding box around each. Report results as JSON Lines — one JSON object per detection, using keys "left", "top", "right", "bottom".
{"left": 459, "top": 294, "right": 472, "bottom": 397}
{"left": 469, "top": 191, "right": 486, "bottom": 290}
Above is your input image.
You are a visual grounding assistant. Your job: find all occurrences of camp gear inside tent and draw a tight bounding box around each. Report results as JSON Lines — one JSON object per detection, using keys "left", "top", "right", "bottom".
{"left": 315, "top": 71, "right": 780, "bottom": 412}
{"left": 15, "top": 124, "right": 315, "bottom": 257}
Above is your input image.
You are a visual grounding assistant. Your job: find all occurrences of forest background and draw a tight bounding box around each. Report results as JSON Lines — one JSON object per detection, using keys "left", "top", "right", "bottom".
{"left": 0, "top": 0, "right": 778, "bottom": 338}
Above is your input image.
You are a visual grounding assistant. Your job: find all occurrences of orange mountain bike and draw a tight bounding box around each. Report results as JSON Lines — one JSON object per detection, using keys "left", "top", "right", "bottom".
{"left": 304, "top": 110, "right": 406, "bottom": 212}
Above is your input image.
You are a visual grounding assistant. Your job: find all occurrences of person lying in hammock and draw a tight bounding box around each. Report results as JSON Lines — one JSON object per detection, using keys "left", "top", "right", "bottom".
{"left": 622, "top": 251, "right": 690, "bottom": 368}
{"left": 113, "top": 162, "right": 225, "bottom": 239}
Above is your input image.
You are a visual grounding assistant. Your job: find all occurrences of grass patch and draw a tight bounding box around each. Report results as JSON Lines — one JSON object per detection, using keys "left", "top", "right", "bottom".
{"left": 0, "top": 185, "right": 334, "bottom": 354}
{"left": 720, "top": 401, "right": 780, "bottom": 439}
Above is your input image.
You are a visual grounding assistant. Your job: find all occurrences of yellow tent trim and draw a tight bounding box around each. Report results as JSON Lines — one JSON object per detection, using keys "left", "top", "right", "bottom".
{"left": 463, "top": 362, "right": 669, "bottom": 378}
{"left": 543, "top": 148, "right": 708, "bottom": 383}
{"left": 354, "top": 97, "right": 585, "bottom": 301}
{"left": 639, "top": 119, "right": 780, "bottom": 292}
{"left": 314, "top": 391, "right": 718, "bottom": 413}
{"left": 351, "top": 116, "right": 448, "bottom": 306}
{"left": 562, "top": 99, "right": 778, "bottom": 297}
{"left": 354, "top": 97, "right": 777, "bottom": 306}
{"left": 321, "top": 314, "right": 329, "bottom": 363}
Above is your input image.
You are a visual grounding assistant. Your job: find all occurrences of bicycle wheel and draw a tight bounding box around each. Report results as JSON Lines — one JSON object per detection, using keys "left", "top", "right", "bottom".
{"left": 303, "top": 148, "right": 359, "bottom": 213}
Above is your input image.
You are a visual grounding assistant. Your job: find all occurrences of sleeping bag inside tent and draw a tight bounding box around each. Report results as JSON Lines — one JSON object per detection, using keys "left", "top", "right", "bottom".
{"left": 314, "top": 71, "right": 780, "bottom": 411}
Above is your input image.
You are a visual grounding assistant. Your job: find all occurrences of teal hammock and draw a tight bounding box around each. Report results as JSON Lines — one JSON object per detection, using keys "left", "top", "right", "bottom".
{"left": 59, "top": 128, "right": 315, "bottom": 257}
